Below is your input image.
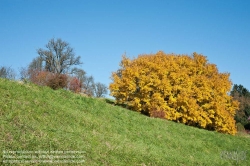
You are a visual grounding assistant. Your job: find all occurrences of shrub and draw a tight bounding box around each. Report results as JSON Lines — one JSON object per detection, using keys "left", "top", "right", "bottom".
{"left": 236, "top": 122, "right": 245, "bottom": 133}
{"left": 150, "top": 107, "right": 166, "bottom": 119}
{"left": 29, "top": 70, "right": 50, "bottom": 86}
{"left": 47, "top": 74, "right": 68, "bottom": 90}
{"left": 30, "top": 70, "right": 68, "bottom": 90}
{"left": 109, "top": 51, "right": 239, "bottom": 135}
{"left": 69, "top": 77, "right": 82, "bottom": 93}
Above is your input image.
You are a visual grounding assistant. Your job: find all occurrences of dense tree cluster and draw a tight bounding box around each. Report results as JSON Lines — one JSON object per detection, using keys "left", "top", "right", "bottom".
{"left": 230, "top": 84, "right": 250, "bottom": 130}
{"left": 8, "top": 38, "right": 107, "bottom": 97}
{"left": 110, "top": 51, "right": 239, "bottom": 135}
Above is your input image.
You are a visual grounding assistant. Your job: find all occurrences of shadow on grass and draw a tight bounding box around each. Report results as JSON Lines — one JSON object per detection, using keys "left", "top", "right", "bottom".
{"left": 104, "top": 98, "right": 150, "bottom": 116}
{"left": 105, "top": 98, "right": 128, "bottom": 108}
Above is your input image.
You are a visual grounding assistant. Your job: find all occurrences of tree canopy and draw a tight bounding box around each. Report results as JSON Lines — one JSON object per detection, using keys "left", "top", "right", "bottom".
{"left": 231, "top": 84, "right": 250, "bottom": 127}
{"left": 110, "top": 51, "right": 239, "bottom": 135}
{"left": 37, "top": 38, "right": 82, "bottom": 74}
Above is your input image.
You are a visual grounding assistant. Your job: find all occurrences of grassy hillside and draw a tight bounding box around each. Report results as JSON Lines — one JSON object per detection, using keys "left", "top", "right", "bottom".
{"left": 0, "top": 78, "right": 249, "bottom": 165}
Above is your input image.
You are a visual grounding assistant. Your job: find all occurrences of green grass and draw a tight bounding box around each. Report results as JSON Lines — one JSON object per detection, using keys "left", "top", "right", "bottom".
{"left": 0, "top": 78, "right": 249, "bottom": 165}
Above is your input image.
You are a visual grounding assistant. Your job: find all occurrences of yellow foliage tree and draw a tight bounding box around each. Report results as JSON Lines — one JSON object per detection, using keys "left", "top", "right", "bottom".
{"left": 110, "top": 51, "right": 239, "bottom": 135}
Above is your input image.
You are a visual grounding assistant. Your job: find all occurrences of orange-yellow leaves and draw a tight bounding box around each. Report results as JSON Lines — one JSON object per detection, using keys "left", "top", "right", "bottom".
{"left": 109, "top": 51, "right": 239, "bottom": 135}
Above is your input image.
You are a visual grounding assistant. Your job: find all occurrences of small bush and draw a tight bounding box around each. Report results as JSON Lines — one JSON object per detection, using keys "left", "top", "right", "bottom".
{"left": 236, "top": 123, "right": 245, "bottom": 132}
{"left": 30, "top": 70, "right": 68, "bottom": 90}
{"left": 30, "top": 70, "right": 50, "bottom": 86}
{"left": 69, "top": 77, "right": 82, "bottom": 93}
{"left": 150, "top": 107, "right": 166, "bottom": 119}
{"left": 47, "top": 74, "right": 68, "bottom": 90}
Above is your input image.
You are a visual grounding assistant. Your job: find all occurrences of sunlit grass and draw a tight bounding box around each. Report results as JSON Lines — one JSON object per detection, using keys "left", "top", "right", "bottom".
{"left": 0, "top": 78, "right": 249, "bottom": 165}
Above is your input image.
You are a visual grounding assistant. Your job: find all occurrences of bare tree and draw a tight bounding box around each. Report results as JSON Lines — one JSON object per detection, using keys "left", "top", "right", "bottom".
{"left": 71, "top": 67, "right": 86, "bottom": 83}
{"left": 82, "top": 75, "right": 95, "bottom": 96}
{"left": 28, "top": 56, "right": 43, "bottom": 72}
{"left": 94, "top": 82, "right": 108, "bottom": 98}
{"left": 37, "top": 38, "right": 82, "bottom": 74}
{"left": 0, "top": 66, "right": 16, "bottom": 80}
{"left": 19, "top": 67, "right": 30, "bottom": 81}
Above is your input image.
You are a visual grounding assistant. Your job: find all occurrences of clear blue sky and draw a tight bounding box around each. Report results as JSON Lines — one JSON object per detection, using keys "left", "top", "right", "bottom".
{"left": 1, "top": 0, "right": 250, "bottom": 96}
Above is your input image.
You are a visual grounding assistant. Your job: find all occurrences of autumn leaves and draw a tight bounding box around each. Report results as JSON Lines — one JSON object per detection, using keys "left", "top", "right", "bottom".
{"left": 109, "top": 51, "right": 239, "bottom": 135}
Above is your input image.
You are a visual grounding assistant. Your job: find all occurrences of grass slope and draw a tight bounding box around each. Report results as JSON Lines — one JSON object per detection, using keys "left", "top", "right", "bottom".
{"left": 0, "top": 78, "right": 249, "bottom": 165}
